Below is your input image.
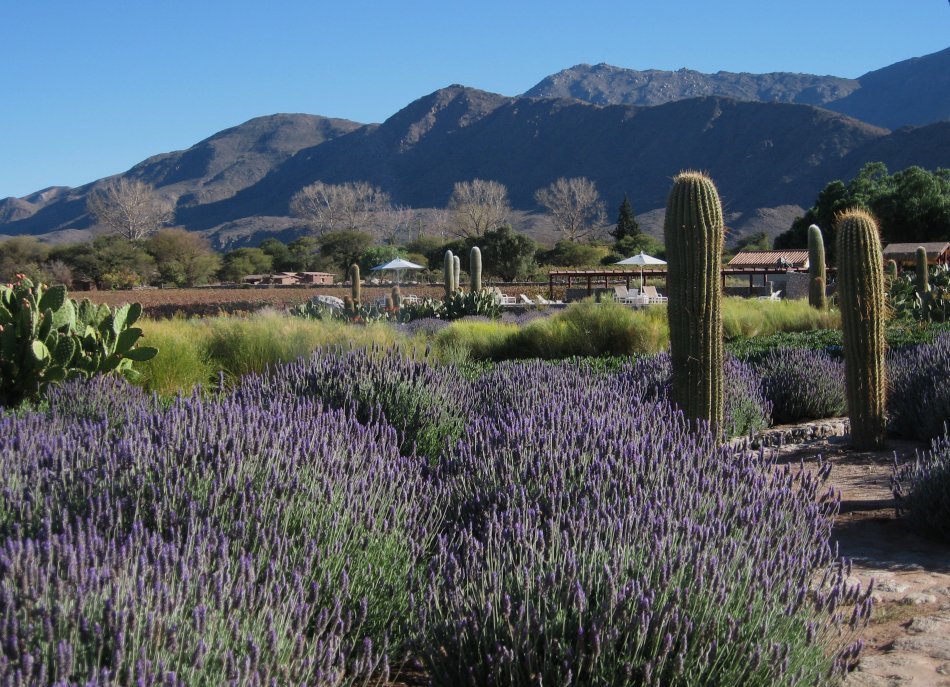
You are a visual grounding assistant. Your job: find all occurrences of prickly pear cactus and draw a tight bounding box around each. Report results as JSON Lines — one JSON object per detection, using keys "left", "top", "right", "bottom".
{"left": 664, "top": 171, "right": 724, "bottom": 434}
{"left": 0, "top": 277, "right": 156, "bottom": 406}
{"left": 836, "top": 209, "right": 887, "bottom": 450}
{"left": 807, "top": 224, "right": 827, "bottom": 309}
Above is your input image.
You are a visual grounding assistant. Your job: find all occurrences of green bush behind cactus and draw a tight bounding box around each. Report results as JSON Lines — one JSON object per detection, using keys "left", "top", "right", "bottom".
{"left": 836, "top": 209, "right": 887, "bottom": 450}
{"left": 664, "top": 171, "right": 725, "bottom": 433}
{"left": 0, "top": 277, "right": 157, "bottom": 407}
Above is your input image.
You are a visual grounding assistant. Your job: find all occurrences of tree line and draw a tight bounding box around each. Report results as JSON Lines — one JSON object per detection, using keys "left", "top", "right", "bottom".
{"left": 1, "top": 177, "right": 658, "bottom": 288}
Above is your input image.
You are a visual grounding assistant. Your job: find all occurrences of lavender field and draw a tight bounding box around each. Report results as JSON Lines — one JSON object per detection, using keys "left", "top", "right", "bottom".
{"left": 0, "top": 345, "right": 909, "bottom": 686}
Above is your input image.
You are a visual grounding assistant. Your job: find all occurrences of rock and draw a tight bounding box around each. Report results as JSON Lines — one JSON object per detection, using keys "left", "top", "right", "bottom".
{"left": 890, "top": 636, "right": 950, "bottom": 661}
{"left": 900, "top": 593, "right": 938, "bottom": 605}
{"left": 906, "top": 616, "right": 950, "bottom": 635}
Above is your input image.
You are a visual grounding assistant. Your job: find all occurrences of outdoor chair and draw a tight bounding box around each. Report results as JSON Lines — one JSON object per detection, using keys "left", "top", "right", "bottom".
{"left": 641, "top": 285, "right": 668, "bottom": 304}
{"left": 612, "top": 285, "right": 630, "bottom": 302}
{"left": 757, "top": 290, "right": 782, "bottom": 302}
{"left": 499, "top": 294, "right": 518, "bottom": 306}
{"left": 535, "top": 294, "right": 559, "bottom": 305}
{"left": 519, "top": 294, "right": 535, "bottom": 305}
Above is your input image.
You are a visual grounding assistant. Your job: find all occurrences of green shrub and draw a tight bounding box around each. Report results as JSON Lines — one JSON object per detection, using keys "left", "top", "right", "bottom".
{"left": 893, "top": 433, "right": 950, "bottom": 542}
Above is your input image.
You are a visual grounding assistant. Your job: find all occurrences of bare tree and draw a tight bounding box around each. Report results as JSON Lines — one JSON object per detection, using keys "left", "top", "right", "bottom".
{"left": 534, "top": 177, "right": 607, "bottom": 242}
{"left": 86, "top": 178, "right": 174, "bottom": 241}
{"left": 290, "top": 181, "right": 391, "bottom": 237}
{"left": 378, "top": 204, "right": 417, "bottom": 245}
{"left": 447, "top": 179, "right": 510, "bottom": 238}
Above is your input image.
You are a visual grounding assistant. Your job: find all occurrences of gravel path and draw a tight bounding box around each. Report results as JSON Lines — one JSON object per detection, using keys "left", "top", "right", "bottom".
{"left": 771, "top": 428, "right": 950, "bottom": 686}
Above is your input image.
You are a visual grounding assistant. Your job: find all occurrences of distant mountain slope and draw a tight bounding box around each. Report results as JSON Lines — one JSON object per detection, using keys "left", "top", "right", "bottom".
{"left": 178, "top": 87, "right": 887, "bottom": 234}
{"left": 525, "top": 64, "right": 858, "bottom": 108}
{"left": 523, "top": 47, "right": 950, "bottom": 130}
{"left": 827, "top": 48, "right": 950, "bottom": 129}
{"left": 1, "top": 82, "right": 947, "bottom": 248}
{"left": 0, "top": 114, "right": 361, "bottom": 236}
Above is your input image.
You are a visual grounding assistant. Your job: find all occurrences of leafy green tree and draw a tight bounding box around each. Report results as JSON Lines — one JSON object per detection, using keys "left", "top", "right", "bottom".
{"left": 53, "top": 235, "right": 156, "bottom": 289}
{"left": 0, "top": 236, "right": 50, "bottom": 283}
{"left": 611, "top": 194, "right": 640, "bottom": 240}
{"left": 259, "top": 238, "right": 294, "bottom": 271}
{"left": 358, "top": 245, "right": 403, "bottom": 274}
{"left": 147, "top": 228, "right": 221, "bottom": 286}
{"left": 538, "top": 240, "right": 610, "bottom": 267}
{"left": 287, "top": 236, "right": 323, "bottom": 271}
{"left": 605, "top": 234, "right": 664, "bottom": 264}
{"left": 219, "top": 248, "right": 273, "bottom": 283}
{"left": 734, "top": 231, "right": 771, "bottom": 252}
{"left": 479, "top": 226, "right": 537, "bottom": 281}
{"left": 775, "top": 163, "right": 950, "bottom": 264}
{"left": 318, "top": 230, "right": 374, "bottom": 273}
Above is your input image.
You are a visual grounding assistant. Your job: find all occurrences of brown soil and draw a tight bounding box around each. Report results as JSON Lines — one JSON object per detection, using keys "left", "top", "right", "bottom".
{"left": 772, "top": 434, "right": 950, "bottom": 686}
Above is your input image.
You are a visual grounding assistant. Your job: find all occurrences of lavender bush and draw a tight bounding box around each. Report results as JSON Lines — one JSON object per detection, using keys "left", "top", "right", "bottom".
{"left": 415, "top": 361, "right": 866, "bottom": 686}
{"left": 618, "top": 353, "right": 771, "bottom": 438}
{"left": 0, "top": 373, "right": 440, "bottom": 685}
{"left": 253, "top": 347, "right": 474, "bottom": 459}
{"left": 893, "top": 432, "right": 950, "bottom": 542}
{"left": 754, "top": 348, "right": 847, "bottom": 425}
{"left": 887, "top": 333, "right": 950, "bottom": 441}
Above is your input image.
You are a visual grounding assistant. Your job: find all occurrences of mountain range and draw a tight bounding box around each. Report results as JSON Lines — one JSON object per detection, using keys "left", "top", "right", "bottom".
{"left": 2, "top": 47, "right": 948, "bottom": 248}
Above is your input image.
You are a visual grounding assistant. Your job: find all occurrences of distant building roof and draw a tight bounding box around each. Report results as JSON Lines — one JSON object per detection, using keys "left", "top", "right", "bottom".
{"left": 882, "top": 243, "right": 950, "bottom": 261}
{"left": 297, "top": 271, "right": 336, "bottom": 276}
{"left": 727, "top": 250, "right": 809, "bottom": 269}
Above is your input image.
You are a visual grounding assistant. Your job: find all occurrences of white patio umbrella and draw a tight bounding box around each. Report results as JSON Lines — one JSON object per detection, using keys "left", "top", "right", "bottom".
{"left": 615, "top": 251, "right": 667, "bottom": 287}
{"left": 370, "top": 257, "right": 425, "bottom": 285}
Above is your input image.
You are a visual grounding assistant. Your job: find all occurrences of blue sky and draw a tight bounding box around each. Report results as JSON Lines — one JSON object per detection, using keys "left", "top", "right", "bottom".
{"left": 2, "top": 0, "right": 947, "bottom": 199}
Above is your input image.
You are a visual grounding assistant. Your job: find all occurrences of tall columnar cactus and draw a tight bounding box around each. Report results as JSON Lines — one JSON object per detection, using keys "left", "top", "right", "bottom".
{"left": 807, "top": 224, "right": 827, "bottom": 309}
{"left": 444, "top": 250, "right": 455, "bottom": 297}
{"left": 664, "top": 171, "right": 724, "bottom": 433}
{"left": 453, "top": 255, "right": 461, "bottom": 291}
{"left": 391, "top": 285, "right": 402, "bottom": 309}
{"left": 885, "top": 259, "right": 898, "bottom": 280}
{"left": 350, "top": 264, "right": 361, "bottom": 306}
{"left": 916, "top": 246, "right": 930, "bottom": 293}
{"left": 836, "top": 209, "right": 887, "bottom": 450}
{"left": 470, "top": 246, "right": 482, "bottom": 292}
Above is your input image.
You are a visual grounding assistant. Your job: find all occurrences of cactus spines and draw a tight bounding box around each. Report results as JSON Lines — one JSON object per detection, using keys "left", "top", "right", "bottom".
{"left": 453, "top": 255, "right": 461, "bottom": 291}
{"left": 885, "top": 259, "right": 898, "bottom": 280}
{"left": 915, "top": 246, "right": 930, "bottom": 293}
{"left": 664, "top": 171, "right": 724, "bottom": 434}
{"left": 391, "top": 285, "right": 402, "bottom": 309}
{"left": 836, "top": 208, "right": 887, "bottom": 450}
{"left": 807, "top": 224, "right": 827, "bottom": 310}
{"left": 470, "top": 246, "right": 482, "bottom": 292}
{"left": 444, "top": 250, "right": 455, "bottom": 297}
{"left": 350, "top": 264, "right": 361, "bottom": 306}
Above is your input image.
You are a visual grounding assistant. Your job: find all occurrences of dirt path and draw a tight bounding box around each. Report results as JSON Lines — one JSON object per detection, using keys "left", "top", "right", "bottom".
{"left": 773, "top": 433, "right": 950, "bottom": 686}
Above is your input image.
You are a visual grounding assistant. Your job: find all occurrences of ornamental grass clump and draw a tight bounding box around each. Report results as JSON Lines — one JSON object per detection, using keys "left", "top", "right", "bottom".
{"left": 887, "top": 332, "right": 950, "bottom": 442}
{"left": 0, "top": 373, "right": 440, "bottom": 685}
{"left": 415, "top": 361, "right": 867, "bottom": 686}
{"left": 755, "top": 347, "right": 847, "bottom": 425}
{"left": 893, "top": 432, "right": 950, "bottom": 543}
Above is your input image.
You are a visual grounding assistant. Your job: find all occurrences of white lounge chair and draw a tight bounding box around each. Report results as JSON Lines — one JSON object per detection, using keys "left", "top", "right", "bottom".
{"left": 641, "top": 286, "right": 668, "bottom": 304}
{"left": 519, "top": 294, "right": 535, "bottom": 305}
{"left": 758, "top": 290, "right": 782, "bottom": 302}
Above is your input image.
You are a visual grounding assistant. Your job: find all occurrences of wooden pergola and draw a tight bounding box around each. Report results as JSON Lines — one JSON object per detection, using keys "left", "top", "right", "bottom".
{"left": 548, "top": 266, "right": 811, "bottom": 299}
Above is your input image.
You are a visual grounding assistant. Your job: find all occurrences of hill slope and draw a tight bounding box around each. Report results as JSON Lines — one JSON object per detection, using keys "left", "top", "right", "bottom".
{"left": 523, "top": 47, "right": 950, "bottom": 130}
